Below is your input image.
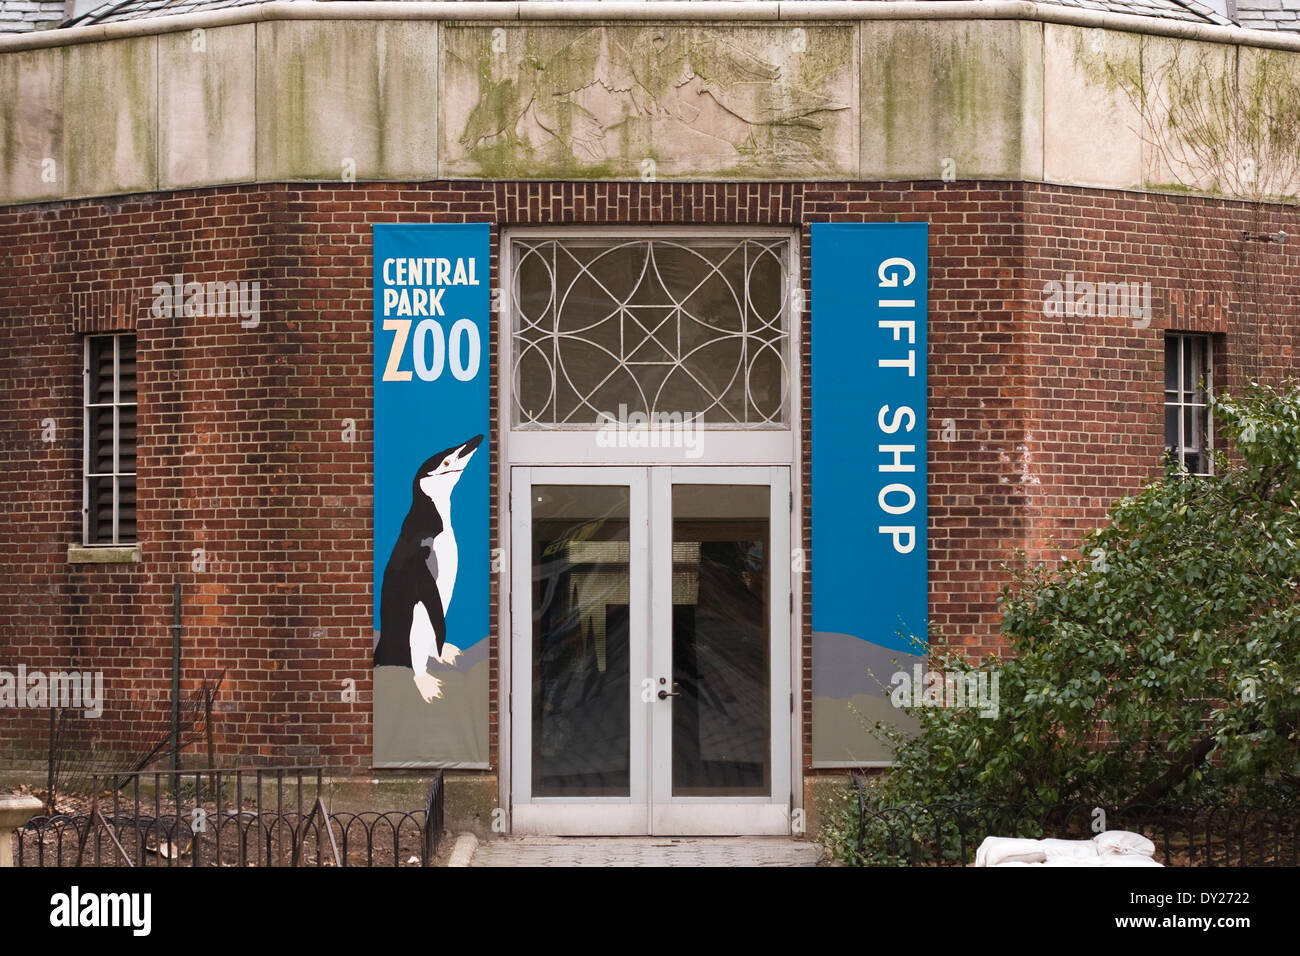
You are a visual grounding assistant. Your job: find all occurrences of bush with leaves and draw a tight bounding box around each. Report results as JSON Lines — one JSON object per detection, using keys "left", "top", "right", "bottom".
{"left": 842, "top": 382, "right": 1300, "bottom": 835}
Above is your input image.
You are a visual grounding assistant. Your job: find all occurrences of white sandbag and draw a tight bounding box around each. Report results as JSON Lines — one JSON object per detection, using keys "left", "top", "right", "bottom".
{"left": 1040, "top": 854, "right": 1107, "bottom": 866}
{"left": 1039, "top": 838, "right": 1102, "bottom": 859}
{"left": 975, "top": 829, "right": 1162, "bottom": 866}
{"left": 1095, "top": 853, "right": 1163, "bottom": 866}
{"left": 1041, "top": 852, "right": 1163, "bottom": 867}
{"left": 975, "top": 836, "right": 1048, "bottom": 866}
{"left": 1094, "top": 830, "right": 1156, "bottom": 857}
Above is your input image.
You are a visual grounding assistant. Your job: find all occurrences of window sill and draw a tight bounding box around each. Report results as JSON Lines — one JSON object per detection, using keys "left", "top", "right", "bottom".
{"left": 67, "top": 544, "right": 141, "bottom": 565}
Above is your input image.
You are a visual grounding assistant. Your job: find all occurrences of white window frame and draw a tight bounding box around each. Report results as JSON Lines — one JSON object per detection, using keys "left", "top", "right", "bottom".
{"left": 83, "top": 333, "right": 135, "bottom": 545}
{"left": 1164, "top": 332, "right": 1214, "bottom": 477}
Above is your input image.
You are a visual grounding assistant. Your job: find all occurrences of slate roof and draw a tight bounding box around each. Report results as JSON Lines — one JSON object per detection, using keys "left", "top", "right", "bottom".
{"left": 0, "top": 0, "right": 68, "bottom": 33}
{"left": 1037, "top": 0, "right": 1231, "bottom": 24}
{"left": 1236, "top": 0, "right": 1300, "bottom": 32}
{"left": 45, "top": 0, "right": 1281, "bottom": 34}
{"left": 65, "top": 0, "right": 310, "bottom": 28}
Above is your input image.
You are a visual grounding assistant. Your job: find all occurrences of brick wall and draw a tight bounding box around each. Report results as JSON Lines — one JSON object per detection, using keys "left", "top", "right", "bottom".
{"left": 0, "top": 180, "right": 1296, "bottom": 776}
{"left": 1018, "top": 188, "right": 1292, "bottom": 566}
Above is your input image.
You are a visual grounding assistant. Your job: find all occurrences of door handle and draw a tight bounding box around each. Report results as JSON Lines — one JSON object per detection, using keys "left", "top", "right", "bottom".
{"left": 657, "top": 689, "right": 679, "bottom": 700}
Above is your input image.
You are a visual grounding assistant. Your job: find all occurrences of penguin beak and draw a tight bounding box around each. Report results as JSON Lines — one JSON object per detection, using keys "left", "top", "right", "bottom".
{"left": 428, "top": 435, "right": 483, "bottom": 478}
{"left": 451, "top": 435, "right": 483, "bottom": 469}
{"left": 457, "top": 434, "right": 484, "bottom": 460}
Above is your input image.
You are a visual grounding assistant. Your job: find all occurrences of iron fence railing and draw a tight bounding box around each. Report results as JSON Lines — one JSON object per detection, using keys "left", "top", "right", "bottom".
{"left": 849, "top": 774, "right": 1300, "bottom": 866}
{"left": 17, "top": 767, "right": 445, "bottom": 868}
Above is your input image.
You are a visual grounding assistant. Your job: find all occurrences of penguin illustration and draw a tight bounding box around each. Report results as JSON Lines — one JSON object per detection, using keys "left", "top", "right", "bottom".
{"left": 376, "top": 434, "right": 483, "bottom": 702}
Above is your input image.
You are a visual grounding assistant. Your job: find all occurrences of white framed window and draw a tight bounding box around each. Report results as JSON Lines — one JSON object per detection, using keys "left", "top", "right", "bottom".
{"left": 1164, "top": 332, "right": 1212, "bottom": 476}
{"left": 84, "top": 334, "right": 137, "bottom": 544}
{"left": 509, "top": 232, "right": 792, "bottom": 430}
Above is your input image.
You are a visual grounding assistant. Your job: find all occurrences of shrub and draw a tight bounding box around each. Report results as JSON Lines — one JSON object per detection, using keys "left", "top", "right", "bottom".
{"left": 826, "top": 382, "right": 1300, "bottom": 863}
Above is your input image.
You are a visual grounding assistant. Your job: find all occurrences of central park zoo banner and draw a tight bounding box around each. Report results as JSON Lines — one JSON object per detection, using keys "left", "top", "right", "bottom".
{"left": 373, "top": 223, "right": 489, "bottom": 768}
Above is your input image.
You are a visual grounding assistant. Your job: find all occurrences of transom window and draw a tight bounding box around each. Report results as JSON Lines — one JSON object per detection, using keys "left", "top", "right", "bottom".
{"left": 510, "top": 235, "right": 791, "bottom": 429}
{"left": 1164, "top": 332, "right": 1212, "bottom": 476}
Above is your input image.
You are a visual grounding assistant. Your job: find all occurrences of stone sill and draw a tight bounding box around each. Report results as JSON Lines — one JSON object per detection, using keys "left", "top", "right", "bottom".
{"left": 67, "top": 544, "right": 141, "bottom": 564}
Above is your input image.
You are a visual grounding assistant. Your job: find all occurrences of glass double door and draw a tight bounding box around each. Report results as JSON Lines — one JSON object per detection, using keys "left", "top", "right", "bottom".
{"left": 510, "top": 466, "right": 791, "bottom": 835}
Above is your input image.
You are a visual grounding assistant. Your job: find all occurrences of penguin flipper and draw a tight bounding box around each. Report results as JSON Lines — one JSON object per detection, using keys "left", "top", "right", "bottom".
{"left": 414, "top": 556, "right": 448, "bottom": 658}
{"left": 377, "top": 535, "right": 432, "bottom": 667}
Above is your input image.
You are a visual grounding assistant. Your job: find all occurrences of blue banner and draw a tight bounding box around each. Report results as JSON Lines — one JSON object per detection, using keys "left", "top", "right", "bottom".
{"left": 811, "top": 222, "right": 928, "bottom": 763}
{"left": 373, "top": 223, "right": 490, "bottom": 768}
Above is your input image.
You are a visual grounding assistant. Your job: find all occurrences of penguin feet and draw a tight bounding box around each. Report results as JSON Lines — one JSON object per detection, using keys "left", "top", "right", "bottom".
{"left": 413, "top": 672, "right": 444, "bottom": 702}
{"left": 436, "top": 643, "right": 462, "bottom": 665}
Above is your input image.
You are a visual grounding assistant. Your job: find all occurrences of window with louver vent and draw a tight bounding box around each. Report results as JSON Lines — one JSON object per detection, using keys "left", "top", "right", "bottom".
{"left": 84, "top": 334, "right": 136, "bottom": 544}
{"left": 1164, "top": 333, "right": 1213, "bottom": 477}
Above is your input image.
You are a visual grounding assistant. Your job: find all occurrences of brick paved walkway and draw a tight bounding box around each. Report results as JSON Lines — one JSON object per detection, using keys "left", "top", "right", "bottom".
{"left": 468, "top": 836, "right": 826, "bottom": 867}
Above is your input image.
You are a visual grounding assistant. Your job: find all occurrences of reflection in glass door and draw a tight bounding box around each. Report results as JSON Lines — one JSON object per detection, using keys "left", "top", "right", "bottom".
{"left": 530, "top": 484, "right": 632, "bottom": 797}
{"left": 669, "top": 483, "right": 771, "bottom": 797}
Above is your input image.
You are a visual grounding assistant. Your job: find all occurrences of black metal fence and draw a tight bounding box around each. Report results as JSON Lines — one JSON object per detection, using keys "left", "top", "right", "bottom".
{"left": 17, "top": 767, "right": 445, "bottom": 868}
{"left": 849, "top": 774, "right": 1300, "bottom": 867}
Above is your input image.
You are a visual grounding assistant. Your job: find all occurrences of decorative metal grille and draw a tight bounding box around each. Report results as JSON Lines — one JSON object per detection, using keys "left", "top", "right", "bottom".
{"left": 511, "top": 237, "right": 790, "bottom": 428}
